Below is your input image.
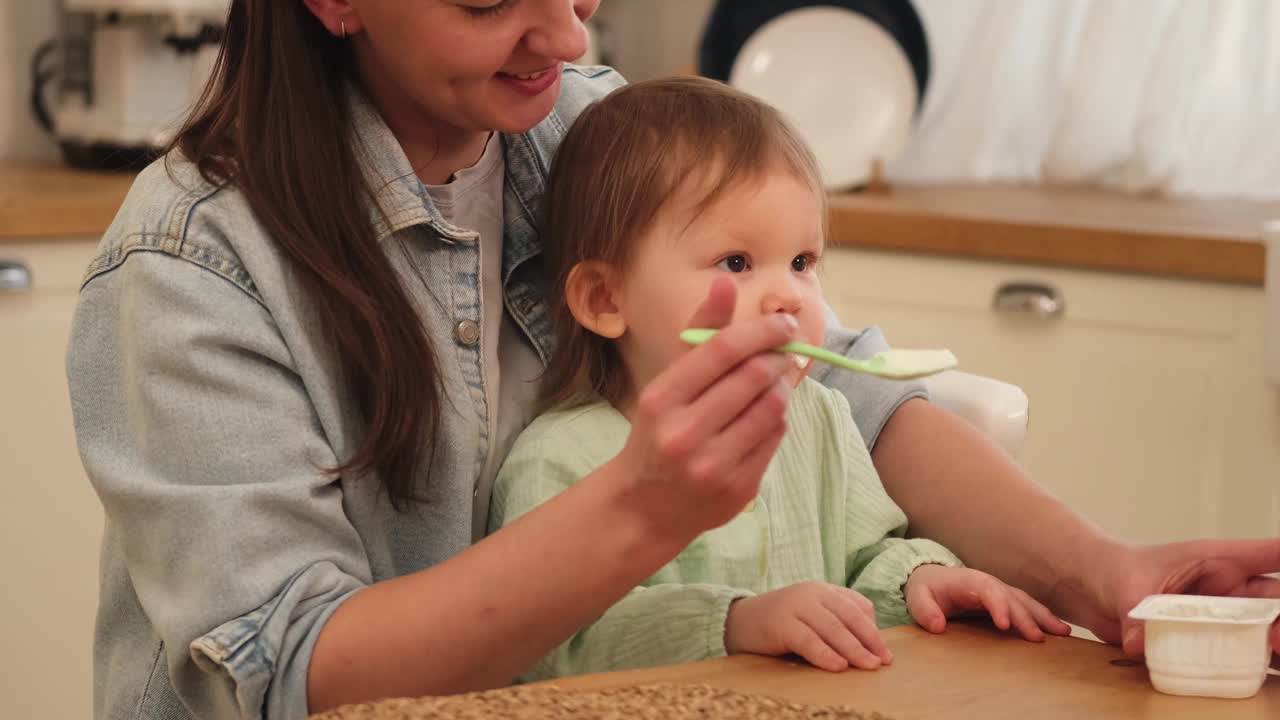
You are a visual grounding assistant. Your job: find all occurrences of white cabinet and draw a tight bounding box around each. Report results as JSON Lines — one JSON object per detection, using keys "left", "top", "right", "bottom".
{"left": 0, "top": 239, "right": 103, "bottom": 720}
{"left": 824, "top": 247, "right": 1280, "bottom": 545}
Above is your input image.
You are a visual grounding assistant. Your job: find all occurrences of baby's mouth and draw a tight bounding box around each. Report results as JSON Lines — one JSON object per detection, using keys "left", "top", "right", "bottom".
{"left": 785, "top": 353, "right": 812, "bottom": 385}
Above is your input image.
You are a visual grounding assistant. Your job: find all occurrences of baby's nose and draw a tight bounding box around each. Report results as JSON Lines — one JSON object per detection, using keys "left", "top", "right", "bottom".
{"left": 761, "top": 288, "right": 802, "bottom": 315}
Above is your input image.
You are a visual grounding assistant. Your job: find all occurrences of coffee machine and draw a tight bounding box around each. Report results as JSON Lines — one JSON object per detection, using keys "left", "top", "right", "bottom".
{"left": 32, "top": 0, "right": 230, "bottom": 171}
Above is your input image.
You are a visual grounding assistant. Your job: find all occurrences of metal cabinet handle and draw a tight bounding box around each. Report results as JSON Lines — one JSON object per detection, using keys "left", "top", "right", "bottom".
{"left": 992, "top": 282, "right": 1064, "bottom": 318}
{"left": 0, "top": 259, "right": 33, "bottom": 293}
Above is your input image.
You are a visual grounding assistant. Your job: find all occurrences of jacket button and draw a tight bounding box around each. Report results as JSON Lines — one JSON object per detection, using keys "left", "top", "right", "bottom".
{"left": 454, "top": 319, "right": 481, "bottom": 346}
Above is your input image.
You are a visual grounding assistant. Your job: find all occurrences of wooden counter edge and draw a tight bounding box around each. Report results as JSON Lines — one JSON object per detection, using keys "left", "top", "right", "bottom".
{"left": 0, "top": 164, "right": 133, "bottom": 242}
{"left": 0, "top": 210, "right": 124, "bottom": 242}
{"left": 3, "top": 162, "right": 1268, "bottom": 287}
{"left": 828, "top": 200, "right": 1267, "bottom": 286}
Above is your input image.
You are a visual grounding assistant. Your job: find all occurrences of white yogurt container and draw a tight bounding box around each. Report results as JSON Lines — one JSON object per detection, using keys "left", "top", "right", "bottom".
{"left": 1128, "top": 594, "right": 1280, "bottom": 699}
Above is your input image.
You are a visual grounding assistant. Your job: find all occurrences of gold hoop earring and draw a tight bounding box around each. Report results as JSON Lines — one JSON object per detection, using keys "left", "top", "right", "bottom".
{"left": 340, "top": 21, "right": 347, "bottom": 39}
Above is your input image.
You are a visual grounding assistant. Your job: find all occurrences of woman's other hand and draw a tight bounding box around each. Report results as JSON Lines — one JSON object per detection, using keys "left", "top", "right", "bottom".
{"left": 1071, "top": 539, "right": 1280, "bottom": 667}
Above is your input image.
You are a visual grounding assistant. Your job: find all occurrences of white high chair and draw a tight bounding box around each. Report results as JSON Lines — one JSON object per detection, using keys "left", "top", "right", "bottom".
{"left": 926, "top": 370, "right": 1029, "bottom": 458}
{"left": 825, "top": 306, "right": 1029, "bottom": 457}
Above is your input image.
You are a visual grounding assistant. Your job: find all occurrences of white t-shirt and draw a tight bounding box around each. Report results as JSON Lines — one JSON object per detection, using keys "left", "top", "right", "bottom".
{"left": 424, "top": 134, "right": 544, "bottom": 538}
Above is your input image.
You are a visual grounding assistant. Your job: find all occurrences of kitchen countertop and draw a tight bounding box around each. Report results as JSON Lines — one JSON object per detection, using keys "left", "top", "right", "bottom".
{"left": 1, "top": 164, "right": 134, "bottom": 241}
{"left": 829, "top": 184, "right": 1276, "bottom": 286}
{"left": 552, "top": 621, "right": 1278, "bottom": 719}
{"left": 2, "top": 164, "right": 1274, "bottom": 285}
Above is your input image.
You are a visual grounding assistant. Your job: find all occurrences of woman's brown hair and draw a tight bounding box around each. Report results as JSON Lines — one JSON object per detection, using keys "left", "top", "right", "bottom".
{"left": 540, "top": 76, "right": 824, "bottom": 410}
{"left": 172, "top": 1, "right": 438, "bottom": 507}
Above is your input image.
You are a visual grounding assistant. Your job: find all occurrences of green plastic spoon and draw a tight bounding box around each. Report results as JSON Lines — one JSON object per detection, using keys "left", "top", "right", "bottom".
{"left": 680, "top": 328, "right": 957, "bottom": 380}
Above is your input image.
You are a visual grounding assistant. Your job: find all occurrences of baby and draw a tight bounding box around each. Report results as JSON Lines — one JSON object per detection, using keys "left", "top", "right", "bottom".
{"left": 489, "top": 77, "right": 1068, "bottom": 682}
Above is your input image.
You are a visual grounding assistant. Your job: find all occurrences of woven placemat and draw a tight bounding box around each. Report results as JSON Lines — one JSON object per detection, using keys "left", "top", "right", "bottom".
{"left": 311, "top": 683, "right": 893, "bottom": 720}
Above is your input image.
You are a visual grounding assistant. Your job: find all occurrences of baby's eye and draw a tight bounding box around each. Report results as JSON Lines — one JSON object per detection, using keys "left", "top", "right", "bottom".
{"left": 792, "top": 253, "right": 818, "bottom": 272}
{"left": 717, "top": 255, "right": 750, "bottom": 273}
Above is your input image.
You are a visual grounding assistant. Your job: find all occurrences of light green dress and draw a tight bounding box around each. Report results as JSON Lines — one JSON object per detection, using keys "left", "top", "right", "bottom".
{"left": 489, "top": 378, "right": 962, "bottom": 681}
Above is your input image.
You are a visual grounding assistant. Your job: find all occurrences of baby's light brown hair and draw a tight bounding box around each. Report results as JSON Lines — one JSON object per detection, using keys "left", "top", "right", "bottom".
{"left": 540, "top": 76, "right": 825, "bottom": 409}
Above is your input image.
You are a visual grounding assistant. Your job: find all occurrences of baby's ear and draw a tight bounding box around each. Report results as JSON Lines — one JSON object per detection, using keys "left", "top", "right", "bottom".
{"left": 565, "top": 260, "right": 626, "bottom": 339}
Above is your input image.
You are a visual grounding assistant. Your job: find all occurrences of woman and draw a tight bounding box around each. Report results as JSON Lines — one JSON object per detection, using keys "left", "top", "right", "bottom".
{"left": 66, "top": 1, "right": 1280, "bottom": 718}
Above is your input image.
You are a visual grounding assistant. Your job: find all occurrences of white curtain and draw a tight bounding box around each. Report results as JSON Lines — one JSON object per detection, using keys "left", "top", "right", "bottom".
{"left": 888, "top": 0, "right": 1280, "bottom": 199}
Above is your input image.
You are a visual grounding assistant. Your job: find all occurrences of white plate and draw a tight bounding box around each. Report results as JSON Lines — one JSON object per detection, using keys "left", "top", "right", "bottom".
{"left": 729, "top": 7, "right": 918, "bottom": 191}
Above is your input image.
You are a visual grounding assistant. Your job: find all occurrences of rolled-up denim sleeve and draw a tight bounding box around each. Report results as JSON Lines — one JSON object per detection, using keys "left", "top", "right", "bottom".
{"left": 812, "top": 320, "right": 929, "bottom": 450}
{"left": 67, "top": 250, "right": 369, "bottom": 719}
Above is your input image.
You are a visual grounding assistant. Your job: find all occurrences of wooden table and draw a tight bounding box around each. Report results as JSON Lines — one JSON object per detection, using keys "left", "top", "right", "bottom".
{"left": 555, "top": 622, "right": 1278, "bottom": 719}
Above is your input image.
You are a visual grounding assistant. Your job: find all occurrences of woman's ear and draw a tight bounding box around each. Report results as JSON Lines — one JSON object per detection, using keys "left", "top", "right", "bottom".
{"left": 565, "top": 261, "right": 627, "bottom": 339}
{"left": 302, "top": 0, "right": 362, "bottom": 37}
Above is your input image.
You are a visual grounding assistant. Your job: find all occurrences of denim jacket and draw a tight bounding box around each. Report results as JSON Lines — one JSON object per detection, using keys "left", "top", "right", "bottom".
{"left": 66, "top": 65, "right": 924, "bottom": 719}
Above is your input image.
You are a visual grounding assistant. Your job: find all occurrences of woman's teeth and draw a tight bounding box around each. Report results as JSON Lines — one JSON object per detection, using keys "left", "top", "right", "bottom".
{"left": 506, "top": 70, "right": 547, "bottom": 81}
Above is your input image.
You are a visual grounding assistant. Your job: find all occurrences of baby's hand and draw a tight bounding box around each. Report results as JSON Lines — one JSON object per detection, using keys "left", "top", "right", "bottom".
{"left": 724, "top": 582, "right": 893, "bottom": 672}
{"left": 905, "top": 565, "right": 1071, "bottom": 641}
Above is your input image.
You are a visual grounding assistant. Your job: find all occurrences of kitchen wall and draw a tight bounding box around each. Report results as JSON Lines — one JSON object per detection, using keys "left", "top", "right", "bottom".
{"left": 0, "top": 0, "right": 60, "bottom": 162}
{"left": 8, "top": 1, "right": 1273, "bottom": 196}
{"left": 592, "top": 0, "right": 1280, "bottom": 199}
{"left": 593, "top": 0, "right": 715, "bottom": 81}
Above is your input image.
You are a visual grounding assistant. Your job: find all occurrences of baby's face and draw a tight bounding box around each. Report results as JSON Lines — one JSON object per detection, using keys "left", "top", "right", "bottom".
{"left": 614, "top": 169, "right": 828, "bottom": 395}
